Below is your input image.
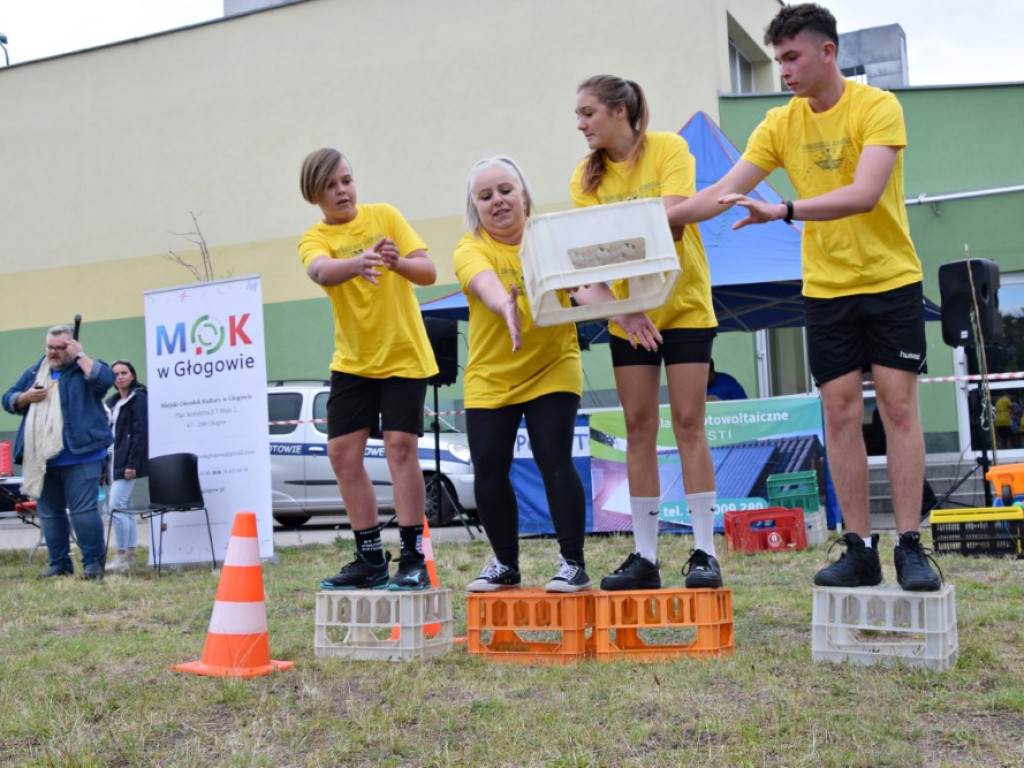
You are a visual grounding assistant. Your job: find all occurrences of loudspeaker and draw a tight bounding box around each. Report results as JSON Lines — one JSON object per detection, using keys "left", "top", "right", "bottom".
{"left": 424, "top": 317, "right": 458, "bottom": 386}
{"left": 939, "top": 259, "right": 1002, "bottom": 347}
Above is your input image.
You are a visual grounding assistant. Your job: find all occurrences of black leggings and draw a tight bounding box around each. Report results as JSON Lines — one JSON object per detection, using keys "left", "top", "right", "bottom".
{"left": 466, "top": 392, "right": 586, "bottom": 568}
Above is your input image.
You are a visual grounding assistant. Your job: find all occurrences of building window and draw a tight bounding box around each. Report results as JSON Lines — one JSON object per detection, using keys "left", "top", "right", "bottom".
{"left": 729, "top": 40, "right": 754, "bottom": 94}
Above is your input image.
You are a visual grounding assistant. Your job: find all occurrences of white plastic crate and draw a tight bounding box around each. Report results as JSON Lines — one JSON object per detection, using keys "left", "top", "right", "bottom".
{"left": 811, "top": 585, "right": 957, "bottom": 671}
{"left": 805, "top": 509, "right": 827, "bottom": 546}
{"left": 314, "top": 588, "right": 453, "bottom": 661}
{"left": 519, "top": 198, "right": 681, "bottom": 327}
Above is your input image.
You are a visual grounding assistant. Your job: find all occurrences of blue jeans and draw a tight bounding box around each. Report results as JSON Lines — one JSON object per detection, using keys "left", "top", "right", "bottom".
{"left": 109, "top": 478, "right": 138, "bottom": 550}
{"left": 37, "top": 460, "right": 106, "bottom": 571}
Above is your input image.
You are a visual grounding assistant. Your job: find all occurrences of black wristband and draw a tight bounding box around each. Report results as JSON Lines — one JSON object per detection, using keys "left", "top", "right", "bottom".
{"left": 784, "top": 200, "right": 794, "bottom": 224}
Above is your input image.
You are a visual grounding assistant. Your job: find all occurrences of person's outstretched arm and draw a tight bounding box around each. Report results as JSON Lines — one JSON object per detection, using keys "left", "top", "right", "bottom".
{"left": 664, "top": 160, "right": 769, "bottom": 226}
{"left": 467, "top": 269, "right": 523, "bottom": 352}
{"left": 723, "top": 145, "right": 899, "bottom": 229}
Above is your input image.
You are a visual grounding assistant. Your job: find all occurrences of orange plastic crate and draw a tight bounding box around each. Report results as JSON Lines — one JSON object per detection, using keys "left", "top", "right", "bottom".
{"left": 592, "top": 588, "right": 733, "bottom": 661}
{"left": 985, "top": 464, "right": 1024, "bottom": 505}
{"left": 466, "top": 589, "right": 593, "bottom": 664}
{"left": 724, "top": 507, "right": 807, "bottom": 553}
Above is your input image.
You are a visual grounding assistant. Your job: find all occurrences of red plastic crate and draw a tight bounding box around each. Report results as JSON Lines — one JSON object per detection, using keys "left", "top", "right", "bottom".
{"left": 724, "top": 507, "right": 807, "bottom": 553}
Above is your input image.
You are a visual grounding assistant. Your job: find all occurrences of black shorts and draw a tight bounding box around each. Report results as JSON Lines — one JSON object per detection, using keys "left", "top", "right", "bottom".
{"left": 609, "top": 327, "right": 716, "bottom": 367}
{"left": 326, "top": 372, "right": 427, "bottom": 439}
{"left": 805, "top": 281, "right": 927, "bottom": 386}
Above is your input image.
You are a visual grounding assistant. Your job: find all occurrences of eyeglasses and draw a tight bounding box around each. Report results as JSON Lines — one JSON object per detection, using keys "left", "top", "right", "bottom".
{"left": 45, "top": 345, "right": 69, "bottom": 353}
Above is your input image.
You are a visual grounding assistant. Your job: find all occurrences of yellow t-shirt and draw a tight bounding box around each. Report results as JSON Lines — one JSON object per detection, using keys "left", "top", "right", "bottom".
{"left": 454, "top": 229, "right": 581, "bottom": 408}
{"left": 995, "top": 396, "right": 1012, "bottom": 428}
{"left": 569, "top": 131, "right": 715, "bottom": 336}
{"left": 741, "top": 80, "right": 922, "bottom": 299}
{"left": 298, "top": 203, "right": 439, "bottom": 379}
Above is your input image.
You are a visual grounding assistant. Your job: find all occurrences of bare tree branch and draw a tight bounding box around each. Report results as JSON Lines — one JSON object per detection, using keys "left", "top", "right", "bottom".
{"left": 166, "top": 211, "right": 223, "bottom": 282}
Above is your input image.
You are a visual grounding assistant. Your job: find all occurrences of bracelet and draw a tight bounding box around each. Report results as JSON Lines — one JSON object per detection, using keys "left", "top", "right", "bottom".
{"left": 783, "top": 200, "right": 794, "bottom": 224}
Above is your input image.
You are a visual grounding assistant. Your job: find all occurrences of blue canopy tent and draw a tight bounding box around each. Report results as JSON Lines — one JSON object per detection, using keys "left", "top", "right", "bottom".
{"left": 420, "top": 110, "right": 939, "bottom": 330}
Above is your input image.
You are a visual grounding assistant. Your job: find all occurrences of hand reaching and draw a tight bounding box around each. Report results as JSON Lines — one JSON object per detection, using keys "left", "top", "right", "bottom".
{"left": 718, "top": 193, "right": 778, "bottom": 230}
{"left": 375, "top": 237, "right": 401, "bottom": 270}
{"left": 355, "top": 238, "right": 386, "bottom": 284}
{"left": 503, "top": 284, "right": 523, "bottom": 352}
{"left": 613, "top": 312, "right": 662, "bottom": 351}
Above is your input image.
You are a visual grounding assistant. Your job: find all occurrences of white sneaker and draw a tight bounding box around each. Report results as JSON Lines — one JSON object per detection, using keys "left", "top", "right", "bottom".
{"left": 467, "top": 557, "right": 522, "bottom": 592}
{"left": 545, "top": 557, "right": 592, "bottom": 593}
{"left": 107, "top": 554, "right": 130, "bottom": 572}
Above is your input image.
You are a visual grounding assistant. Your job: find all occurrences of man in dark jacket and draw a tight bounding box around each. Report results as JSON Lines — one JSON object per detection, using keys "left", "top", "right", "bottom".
{"left": 2, "top": 324, "right": 114, "bottom": 579}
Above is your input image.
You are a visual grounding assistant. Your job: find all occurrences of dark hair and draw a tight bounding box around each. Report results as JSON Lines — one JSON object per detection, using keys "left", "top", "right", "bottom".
{"left": 764, "top": 3, "right": 838, "bottom": 47}
{"left": 300, "top": 148, "right": 350, "bottom": 204}
{"left": 577, "top": 75, "right": 649, "bottom": 194}
{"left": 111, "top": 359, "right": 144, "bottom": 390}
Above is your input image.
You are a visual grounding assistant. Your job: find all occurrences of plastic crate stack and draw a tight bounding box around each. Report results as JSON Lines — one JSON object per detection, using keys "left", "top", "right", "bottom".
{"left": 466, "top": 588, "right": 733, "bottom": 664}
{"left": 766, "top": 470, "right": 826, "bottom": 545}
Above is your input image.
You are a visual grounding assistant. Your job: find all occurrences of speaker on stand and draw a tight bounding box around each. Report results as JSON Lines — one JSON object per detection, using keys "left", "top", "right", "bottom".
{"left": 934, "top": 258, "right": 1001, "bottom": 509}
{"left": 422, "top": 317, "right": 479, "bottom": 537}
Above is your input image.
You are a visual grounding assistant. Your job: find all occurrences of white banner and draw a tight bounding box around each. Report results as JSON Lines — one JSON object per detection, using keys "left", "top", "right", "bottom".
{"left": 144, "top": 276, "right": 273, "bottom": 565}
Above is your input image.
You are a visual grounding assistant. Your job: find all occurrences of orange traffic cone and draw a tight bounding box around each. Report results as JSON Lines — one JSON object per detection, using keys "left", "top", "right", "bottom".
{"left": 173, "top": 511, "right": 293, "bottom": 678}
{"left": 421, "top": 517, "right": 440, "bottom": 590}
{"left": 390, "top": 517, "right": 442, "bottom": 640}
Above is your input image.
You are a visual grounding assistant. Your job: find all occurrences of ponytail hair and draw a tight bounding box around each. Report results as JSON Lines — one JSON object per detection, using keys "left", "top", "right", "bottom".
{"left": 578, "top": 75, "right": 649, "bottom": 194}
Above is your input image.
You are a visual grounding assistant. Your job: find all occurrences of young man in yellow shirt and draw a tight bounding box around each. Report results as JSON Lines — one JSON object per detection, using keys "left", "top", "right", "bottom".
{"left": 666, "top": 3, "right": 940, "bottom": 591}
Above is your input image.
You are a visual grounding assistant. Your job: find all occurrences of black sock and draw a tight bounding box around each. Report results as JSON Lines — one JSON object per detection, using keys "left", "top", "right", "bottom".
{"left": 399, "top": 524, "right": 424, "bottom": 561}
{"left": 353, "top": 525, "right": 385, "bottom": 565}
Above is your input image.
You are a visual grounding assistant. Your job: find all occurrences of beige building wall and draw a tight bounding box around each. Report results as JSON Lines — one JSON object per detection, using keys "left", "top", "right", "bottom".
{"left": 0, "top": 0, "right": 779, "bottom": 331}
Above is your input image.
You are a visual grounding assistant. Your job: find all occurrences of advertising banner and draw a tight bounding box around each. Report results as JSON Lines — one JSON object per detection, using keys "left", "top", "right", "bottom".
{"left": 144, "top": 276, "right": 273, "bottom": 565}
{"left": 589, "top": 395, "right": 827, "bottom": 532}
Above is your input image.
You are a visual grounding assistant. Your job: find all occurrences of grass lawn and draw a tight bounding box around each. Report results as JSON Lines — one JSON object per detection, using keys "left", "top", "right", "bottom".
{"left": 0, "top": 530, "right": 1021, "bottom": 767}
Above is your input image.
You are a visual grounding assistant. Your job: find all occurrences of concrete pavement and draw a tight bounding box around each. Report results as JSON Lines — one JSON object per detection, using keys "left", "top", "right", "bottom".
{"left": 0, "top": 512, "right": 483, "bottom": 559}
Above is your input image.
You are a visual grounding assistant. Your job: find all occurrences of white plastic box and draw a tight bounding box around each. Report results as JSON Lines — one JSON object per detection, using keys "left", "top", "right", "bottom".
{"left": 804, "top": 509, "right": 827, "bottom": 546}
{"left": 811, "top": 584, "right": 957, "bottom": 671}
{"left": 519, "top": 198, "right": 681, "bottom": 327}
{"left": 314, "top": 588, "right": 453, "bottom": 661}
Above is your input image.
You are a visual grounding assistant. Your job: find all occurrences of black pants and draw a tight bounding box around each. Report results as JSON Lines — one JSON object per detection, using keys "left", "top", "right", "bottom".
{"left": 466, "top": 392, "right": 586, "bottom": 568}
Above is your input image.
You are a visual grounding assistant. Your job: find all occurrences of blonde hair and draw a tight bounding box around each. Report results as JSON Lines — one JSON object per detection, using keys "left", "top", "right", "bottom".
{"left": 463, "top": 155, "right": 535, "bottom": 235}
{"left": 577, "top": 75, "right": 649, "bottom": 194}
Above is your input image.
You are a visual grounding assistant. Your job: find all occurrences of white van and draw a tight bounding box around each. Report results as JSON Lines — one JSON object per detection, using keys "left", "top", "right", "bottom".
{"left": 268, "top": 381, "right": 476, "bottom": 528}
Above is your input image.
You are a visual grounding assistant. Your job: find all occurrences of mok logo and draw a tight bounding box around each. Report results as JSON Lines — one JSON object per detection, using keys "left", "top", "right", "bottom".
{"left": 155, "top": 314, "right": 253, "bottom": 357}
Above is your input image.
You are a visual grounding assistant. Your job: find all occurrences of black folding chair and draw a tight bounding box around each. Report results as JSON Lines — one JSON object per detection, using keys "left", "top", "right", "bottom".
{"left": 106, "top": 453, "right": 216, "bottom": 575}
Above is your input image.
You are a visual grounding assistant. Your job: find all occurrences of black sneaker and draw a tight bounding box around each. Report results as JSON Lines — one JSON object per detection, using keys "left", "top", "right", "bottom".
{"left": 467, "top": 557, "right": 521, "bottom": 592}
{"left": 319, "top": 552, "right": 391, "bottom": 590}
{"left": 388, "top": 555, "right": 431, "bottom": 591}
{"left": 683, "top": 549, "right": 723, "bottom": 588}
{"left": 600, "top": 552, "right": 661, "bottom": 591}
{"left": 37, "top": 565, "right": 73, "bottom": 580}
{"left": 894, "top": 531, "right": 942, "bottom": 591}
{"left": 545, "top": 558, "right": 592, "bottom": 593}
{"left": 814, "top": 533, "right": 883, "bottom": 587}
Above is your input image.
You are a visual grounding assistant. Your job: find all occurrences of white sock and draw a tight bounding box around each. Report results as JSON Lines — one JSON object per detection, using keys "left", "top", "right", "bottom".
{"left": 862, "top": 534, "right": 873, "bottom": 548}
{"left": 630, "top": 496, "right": 661, "bottom": 563}
{"left": 688, "top": 491, "right": 717, "bottom": 557}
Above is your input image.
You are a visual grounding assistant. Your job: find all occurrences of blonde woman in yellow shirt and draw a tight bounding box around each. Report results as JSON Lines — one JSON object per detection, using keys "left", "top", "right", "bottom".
{"left": 570, "top": 75, "right": 722, "bottom": 591}
{"left": 455, "top": 156, "right": 591, "bottom": 592}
